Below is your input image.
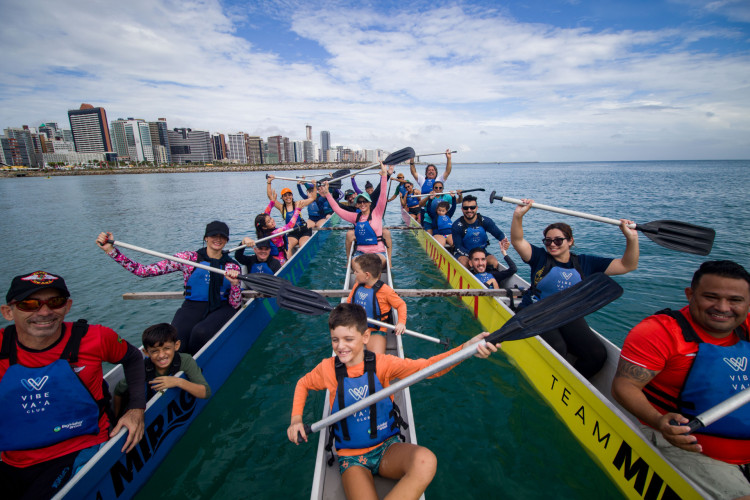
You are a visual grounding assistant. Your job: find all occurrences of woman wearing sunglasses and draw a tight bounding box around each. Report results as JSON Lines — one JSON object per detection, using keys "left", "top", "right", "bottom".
{"left": 266, "top": 175, "right": 317, "bottom": 258}
{"left": 510, "top": 198, "right": 639, "bottom": 379}
{"left": 96, "top": 221, "right": 242, "bottom": 355}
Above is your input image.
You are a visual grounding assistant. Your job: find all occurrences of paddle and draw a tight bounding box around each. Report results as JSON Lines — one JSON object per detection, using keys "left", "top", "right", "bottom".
{"left": 276, "top": 282, "right": 448, "bottom": 346}
{"left": 671, "top": 386, "right": 750, "bottom": 433}
{"left": 410, "top": 188, "right": 485, "bottom": 199}
{"left": 415, "top": 150, "right": 457, "bottom": 161}
{"left": 489, "top": 192, "right": 715, "bottom": 256}
{"left": 296, "top": 170, "right": 350, "bottom": 179}
{"left": 298, "top": 273, "right": 623, "bottom": 437}
{"left": 225, "top": 227, "right": 296, "bottom": 253}
{"left": 318, "top": 147, "right": 416, "bottom": 186}
{"left": 106, "top": 240, "right": 289, "bottom": 296}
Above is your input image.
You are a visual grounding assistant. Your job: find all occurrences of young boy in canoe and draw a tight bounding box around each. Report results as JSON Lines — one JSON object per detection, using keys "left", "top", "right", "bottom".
{"left": 113, "top": 323, "right": 211, "bottom": 416}
{"left": 287, "top": 303, "right": 498, "bottom": 499}
{"left": 235, "top": 239, "right": 281, "bottom": 275}
{"left": 347, "top": 253, "right": 407, "bottom": 354}
{"left": 426, "top": 199, "right": 458, "bottom": 248}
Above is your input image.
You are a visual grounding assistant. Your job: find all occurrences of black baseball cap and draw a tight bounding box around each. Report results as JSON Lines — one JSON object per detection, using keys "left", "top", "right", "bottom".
{"left": 6, "top": 271, "right": 70, "bottom": 303}
{"left": 255, "top": 240, "right": 271, "bottom": 249}
{"left": 204, "top": 220, "right": 229, "bottom": 239}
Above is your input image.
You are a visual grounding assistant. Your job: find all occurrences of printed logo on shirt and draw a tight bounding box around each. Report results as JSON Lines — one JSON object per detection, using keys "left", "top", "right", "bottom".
{"left": 73, "top": 366, "right": 86, "bottom": 373}
{"left": 724, "top": 357, "right": 748, "bottom": 372}
{"left": 348, "top": 385, "right": 369, "bottom": 401}
{"left": 21, "top": 375, "right": 49, "bottom": 391}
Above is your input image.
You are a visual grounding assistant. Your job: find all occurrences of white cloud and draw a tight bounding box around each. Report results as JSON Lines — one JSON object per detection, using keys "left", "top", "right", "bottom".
{"left": 0, "top": 0, "right": 748, "bottom": 161}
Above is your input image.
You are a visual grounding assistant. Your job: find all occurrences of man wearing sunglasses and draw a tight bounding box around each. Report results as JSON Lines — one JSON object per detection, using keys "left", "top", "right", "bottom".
{"left": 452, "top": 195, "right": 509, "bottom": 270}
{"left": 0, "top": 271, "right": 146, "bottom": 499}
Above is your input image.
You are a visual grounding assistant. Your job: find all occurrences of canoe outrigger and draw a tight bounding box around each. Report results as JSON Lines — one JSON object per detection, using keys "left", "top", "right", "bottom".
{"left": 53, "top": 215, "right": 339, "bottom": 499}
{"left": 400, "top": 208, "right": 709, "bottom": 499}
{"left": 310, "top": 249, "right": 422, "bottom": 499}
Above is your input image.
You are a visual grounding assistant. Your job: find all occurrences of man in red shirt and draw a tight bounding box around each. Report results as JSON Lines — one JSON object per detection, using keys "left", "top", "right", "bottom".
{"left": 612, "top": 260, "right": 750, "bottom": 499}
{"left": 0, "top": 271, "right": 146, "bottom": 499}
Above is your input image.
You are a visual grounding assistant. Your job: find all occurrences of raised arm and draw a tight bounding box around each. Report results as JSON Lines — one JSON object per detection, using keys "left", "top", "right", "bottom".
{"left": 443, "top": 149, "right": 452, "bottom": 180}
{"left": 605, "top": 220, "right": 640, "bottom": 276}
{"left": 266, "top": 175, "right": 283, "bottom": 211}
{"left": 510, "top": 199, "right": 533, "bottom": 262}
{"left": 409, "top": 157, "right": 418, "bottom": 181}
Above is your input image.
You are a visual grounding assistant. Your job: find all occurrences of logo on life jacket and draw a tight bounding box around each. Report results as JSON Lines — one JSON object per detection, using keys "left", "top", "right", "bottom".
{"left": 348, "top": 385, "right": 369, "bottom": 401}
{"left": 561, "top": 271, "right": 574, "bottom": 280}
{"left": 21, "top": 376, "right": 49, "bottom": 391}
{"left": 356, "top": 291, "right": 369, "bottom": 302}
{"left": 724, "top": 357, "right": 748, "bottom": 371}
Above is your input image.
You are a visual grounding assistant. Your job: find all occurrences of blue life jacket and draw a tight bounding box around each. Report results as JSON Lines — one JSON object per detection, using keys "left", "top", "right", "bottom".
{"left": 307, "top": 199, "right": 322, "bottom": 219}
{"left": 283, "top": 206, "right": 305, "bottom": 228}
{"left": 184, "top": 263, "right": 232, "bottom": 302}
{"left": 424, "top": 195, "right": 451, "bottom": 225}
{"left": 405, "top": 194, "right": 420, "bottom": 208}
{"left": 351, "top": 281, "right": 392, "bottom": 331}
{"left": 354, "top": 211, "right": 381, "bottom": 247}
{"left": 328, "top": 351, "right": 404, "bottom": 451}
{"left": 645, "top": 310, "right": 750, "bottom": 439}
{"left": 462, "top": 223, "right": 489, "bottom": 250}
{"left": 0, "top": 320, "right": 104, "bottom": 451}
{"left": 250, "top": 261, "right": 275, "bottom": 275}
{"left": 420, "top": 178, "right": 437, "bottom": 195}
{"left": 435, "top": 214, "right": 453, "bottom": 234}
{"left": 474, "top": 271, "right": 496, "bottom": 289}
{"left": 521, "top": 253, "right": 583, "bottom": 307}
{"left": 318, "top": 196, "right": 333, "bottom": 215}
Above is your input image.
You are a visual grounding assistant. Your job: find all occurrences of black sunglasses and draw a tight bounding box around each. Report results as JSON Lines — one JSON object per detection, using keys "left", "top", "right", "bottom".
{"left": 461, "top": 205, "right": 477, "bottom": 211}
{"left": 542, "top": 237, "right": 568, "bottom": 247}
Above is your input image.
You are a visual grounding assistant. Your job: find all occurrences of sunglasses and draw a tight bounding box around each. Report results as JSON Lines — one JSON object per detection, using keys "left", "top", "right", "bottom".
{"left": 356, "top": 199, "right": 370, "bottom": 205}
{"left": 461, "top": 205, "right": 477, "bottom": 211}
{"left": 542, "top": 237, "right": 568, "bottom": 247}
{"left": 434, "top": 186, "right": 444, "bottom": 191}
{"left": 11, "top": 296, "right": 68, "bottom": 312}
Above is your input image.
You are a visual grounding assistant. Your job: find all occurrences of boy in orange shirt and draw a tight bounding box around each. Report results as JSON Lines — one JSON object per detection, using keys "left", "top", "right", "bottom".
{"left": 347, "top": 253, "right": 407, "bottom": 354}
{"left": 287, "top": 303, "right": 498, "bottom": 499}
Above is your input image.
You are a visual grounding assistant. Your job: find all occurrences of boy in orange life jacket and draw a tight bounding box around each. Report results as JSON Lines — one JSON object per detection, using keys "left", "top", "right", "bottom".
{"left": 287, "top": 303, "right": 499, "bottom": 499}
{"left": 346, "top": 253, "right": 407, "bottom": 354}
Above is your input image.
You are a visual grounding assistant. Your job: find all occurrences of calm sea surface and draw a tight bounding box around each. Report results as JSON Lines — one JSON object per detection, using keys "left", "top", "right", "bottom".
{"left": 1, "top": 160, "right": 748, "bottom": 498}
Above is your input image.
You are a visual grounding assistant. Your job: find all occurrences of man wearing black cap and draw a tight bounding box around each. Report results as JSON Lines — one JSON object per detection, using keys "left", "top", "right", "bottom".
{"left": 235, "top": 239, "right": 281, "bottom": 275}
{"left": 0, "top": 271, "right": 146, "bottom": 499}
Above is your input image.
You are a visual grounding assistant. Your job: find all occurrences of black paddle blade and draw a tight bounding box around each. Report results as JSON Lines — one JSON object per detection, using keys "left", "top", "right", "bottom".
{"left": 276, "top": 283, "right": 334, "bottom": 316}
{"left": 636, "top": 220, "right": 715, "bottom": 256}
{"left": 237, "top": 273, "right": 290, "bottom": 296}
{"left": 332, "top": 169, "right": 350, "bottom": 179}
{"left": 486, "top": 273, "right": 623, "bottom": 344}
{"left": 383, "top": 147, "right": 415, "bottom": 165}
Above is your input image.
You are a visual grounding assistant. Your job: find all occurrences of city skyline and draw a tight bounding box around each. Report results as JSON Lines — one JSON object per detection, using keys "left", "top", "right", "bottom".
{"left": 1, "top": 0, "right": 749, "bottom": 162}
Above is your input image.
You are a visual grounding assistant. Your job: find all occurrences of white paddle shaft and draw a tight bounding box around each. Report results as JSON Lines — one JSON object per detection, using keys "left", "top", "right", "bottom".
{"left": 498, "top": 196, "right": 634, "bottom": 228}
{"left": 691, "top": 386, "right": 750, "bottom": 430}
{"left": 226, "top": 227, "right": 296, "bottom": 253}
{"left": 111, "top": 240, "right": 228, "bottom": 278}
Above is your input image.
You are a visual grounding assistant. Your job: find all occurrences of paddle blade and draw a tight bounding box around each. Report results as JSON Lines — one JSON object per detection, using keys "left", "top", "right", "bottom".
{"left": 332, "top": 169, "right": 350, "bottom": 179}
{"left": 636, "top": 220, "right": 715, "bottom": 256}
{"left": 276, "top": 283, "right": 334, "bottom": 316}
{"left": 487, "top": 273, "right": 623, "bottom": 344}
{"left": 237, "top": 273, "right": 290, "bottom": 296}
{"left": 383, "top": 147, "right": 415, "bottom": 165}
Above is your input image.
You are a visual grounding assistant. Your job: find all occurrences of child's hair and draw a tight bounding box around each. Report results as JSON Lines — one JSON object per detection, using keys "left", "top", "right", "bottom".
{"left": 354, "top": 253, "right": 383, "bottom": 278}
{"left": 142, "top": 323, "right": 179, "bottom": 348}
{"left": 468, "top": 247, "right": 487, "bottom": 259}
{"left": 437, "top": 201, "right": 450, "bottom": 211}
{"left": 255, "top": 213, "right": 270, "bottom": 237}
{"left": 328, "top": 303, "right": 367, "bottom": 333}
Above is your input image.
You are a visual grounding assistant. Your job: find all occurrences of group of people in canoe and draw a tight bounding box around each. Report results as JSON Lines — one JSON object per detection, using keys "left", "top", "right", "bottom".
{"left": 0, "top": 150, "right": 747, "bottom": 500}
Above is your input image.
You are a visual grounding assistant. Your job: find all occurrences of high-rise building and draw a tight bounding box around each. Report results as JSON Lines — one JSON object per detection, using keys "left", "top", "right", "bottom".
{"left": 320, "top": 130, "right": 330, "bottom": 154}
{"left": 245, "top": 136, "right": 263, "bottom": 165}
{"left": 0, "top": 136, "right": 19, "bottom": 166}
{"left": 167, "top": 128, "right": 212, "bottom": 164}
{"left": 38, "top": 123, "right": 59, "bottom": 139}
{"left": 67, "top": 104, "right": 113, "bottom": 154}
{"left": 306, "top": 124, "right": 312, "bottom": 141}
{"left": 3, "top": 127, "right": 34, "bottom": 166}
{"left": 212, "top": 133, "right": 227, "bottom": 160}
{"left": 148, "top": 119, "right": 172, "bottom": 164}
{"left": 267, "top": 135, "right": 284, "bottom": 164}
{"left": 227, "top": 133, "right": 248, "bottom": 163}
{"left": 303, "top": 140, "right": 314, "bottom": 163}
{"left": 111, "top": 118, "right": 154, "bottom": 163}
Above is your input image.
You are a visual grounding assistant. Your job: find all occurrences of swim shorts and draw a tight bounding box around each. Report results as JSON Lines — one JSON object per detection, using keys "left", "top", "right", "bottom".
{"left": 338, "top": 435, "right": 400, "bottom": 475}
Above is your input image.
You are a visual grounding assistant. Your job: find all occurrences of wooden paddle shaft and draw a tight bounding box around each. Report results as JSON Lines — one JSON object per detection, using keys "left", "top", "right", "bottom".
{"left": 497, "top": 196, "right": 632, "bottom": 228}
{"left": 111, "top": 240, "right": 228, "bottom": 278}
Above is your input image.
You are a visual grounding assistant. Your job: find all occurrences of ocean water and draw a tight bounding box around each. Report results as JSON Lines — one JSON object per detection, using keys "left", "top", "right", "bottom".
{"left": 0, "top": 160, "right": 748, "bottom": 498}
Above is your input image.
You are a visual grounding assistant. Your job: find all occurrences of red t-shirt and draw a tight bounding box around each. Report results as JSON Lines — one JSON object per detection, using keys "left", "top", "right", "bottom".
{"left": 0, "top": 322, "right": 129, "bottom": 467}
{"left": 620, "top": 305, "right": 750, "bottom": 464}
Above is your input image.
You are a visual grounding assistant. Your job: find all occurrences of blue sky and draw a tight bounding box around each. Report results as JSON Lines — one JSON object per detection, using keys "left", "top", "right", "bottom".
{"left": 1, "top": 0, "right": 748, "bottom": 161}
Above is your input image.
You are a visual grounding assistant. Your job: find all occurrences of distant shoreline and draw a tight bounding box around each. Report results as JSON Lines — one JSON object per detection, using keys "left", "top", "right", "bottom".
{"left": 0, "top": 162, "right": 370, "bottom": 178}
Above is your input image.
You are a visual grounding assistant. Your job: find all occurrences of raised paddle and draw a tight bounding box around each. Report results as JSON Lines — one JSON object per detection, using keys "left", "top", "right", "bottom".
{"left": 318, "top": 147, "right": 416, "bottom": 186}
{"left": 410, "top": 188, "right": 485, "bottom": 199}
{"left": 297, "top": 273, "right": 624, "bottom": 438}
{"left": 671, "top": 386, "right": 750, "bottom": 433}
{"left": 225, "top": 227, "right": 296, "bottom": 253}
{"left": 296, "top": 170, "right": 350, "bottom": 179}
{"left": 415, "top": 150, "right": 457, "bottom": 160}
{"left": 276, "top": 282, "right": 449, "bottom": 346}
{"left": 489, "top": 192, "right": 715, "bottom": 256}
{"left": 106, "top": 240, "right": 289, "bottom": 296}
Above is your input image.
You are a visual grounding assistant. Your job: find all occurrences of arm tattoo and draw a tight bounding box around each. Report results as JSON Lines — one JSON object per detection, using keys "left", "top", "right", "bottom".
{"left": 615, "top": 359, "right": 657, "bottom": 384}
